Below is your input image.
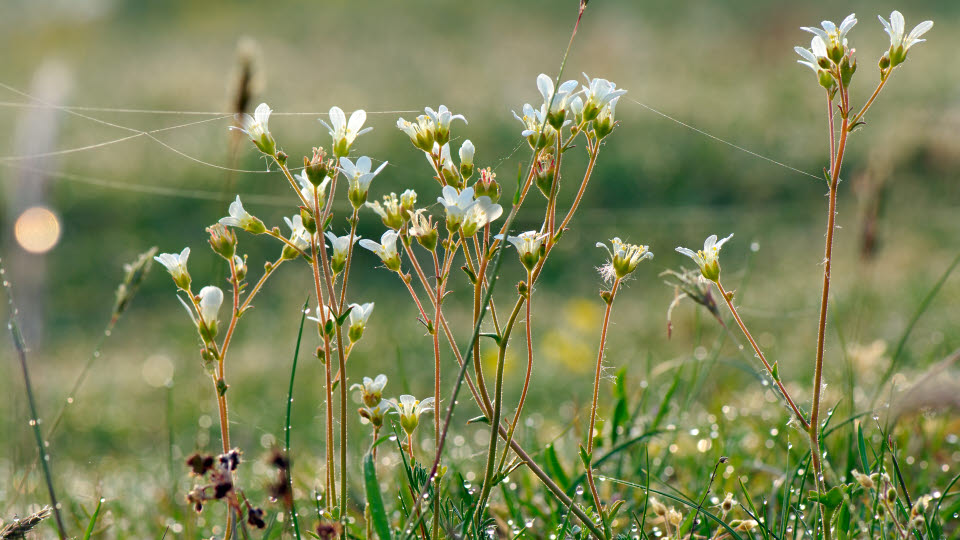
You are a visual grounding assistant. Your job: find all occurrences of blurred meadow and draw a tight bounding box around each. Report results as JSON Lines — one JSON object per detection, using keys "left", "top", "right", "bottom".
{"left": 1, "top": 0, "right": 959, "bottom": 538}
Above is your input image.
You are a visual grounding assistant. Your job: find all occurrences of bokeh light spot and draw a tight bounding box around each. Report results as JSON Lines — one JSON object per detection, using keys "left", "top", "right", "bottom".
{"left": 14, "top": 206, "right": 61, "bottom": 254}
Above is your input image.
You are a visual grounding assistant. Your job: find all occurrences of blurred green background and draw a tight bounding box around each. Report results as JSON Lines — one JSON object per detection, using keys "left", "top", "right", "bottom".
{"left": 1, "top": 0, "right": 959, "bottom": 536}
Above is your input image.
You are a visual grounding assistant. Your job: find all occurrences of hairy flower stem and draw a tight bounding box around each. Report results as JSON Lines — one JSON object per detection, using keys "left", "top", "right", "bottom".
{"left": 431, "top": 251, "right": 444, "bottom": 540}
{"left": 714, "top": 280, "right": 809, "bottom": 429}
{"left": 476, "top": 297, "right": 526, "bottom": 527}
{"left": 309, "top": 233, "right": 337, "bottom": 506}
{"left": 312, "top": 191, "right": 350, "bottom": 522}
{"left": 584, "top": 278, "right": 620, "bottom": 537}
{"left": 495, "top": 270, "right": 535, "bottom": 474}
{"left": 337, "top": 210, "right": 360, "bottom": 308}
{"left": 810, "top": 98, "right": 850, "bottom": 540}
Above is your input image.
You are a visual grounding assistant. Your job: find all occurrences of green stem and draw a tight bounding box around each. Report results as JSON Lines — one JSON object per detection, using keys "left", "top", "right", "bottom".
{"left": 476, "top": 298, "right": 525, "bottom": 525}
{"left": 3, "top": 260, "right": 68, "bottom": 539}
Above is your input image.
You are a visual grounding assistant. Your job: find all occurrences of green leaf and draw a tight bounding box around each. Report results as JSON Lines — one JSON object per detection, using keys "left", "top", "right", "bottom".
{"left": 336, "top": 305, "right": 354, "bottom": 326}
{"left": 82, "top": 497, "right": 103, "bottom": 540}
{"left": 808, "top": 486, "right": 844, "bottom": 510}
{"left": 466, "top": 415, "right": 490, "bottom": 425}
{"left": 837, "top": 499, "right": 851, "bottom": 540}
{"left": 578, "top": 444, "right": 592, "bottom": 468}
{"left": 364, "top": 452, "right": 393, "bottom": 540}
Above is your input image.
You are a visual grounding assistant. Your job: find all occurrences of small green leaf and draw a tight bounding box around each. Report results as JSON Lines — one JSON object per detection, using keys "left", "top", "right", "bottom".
{"left": 479, "top": 332, "right": 502, "bottom": 345}
{"left": 578, "top": 444, "right": 592, "bottom": 468}
{"left": 336, "top": 305, "right": 354, "bottom": 326}
{"left": 466, "top": 415, "right": 490, "bottom": 425}
{"left": 364, "top": 453, "right": 392, "bottom": 540}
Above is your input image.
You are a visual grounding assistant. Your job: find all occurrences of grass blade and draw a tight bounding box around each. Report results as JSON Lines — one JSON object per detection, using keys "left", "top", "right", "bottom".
{"left": 284, "top": 298, "right": 310, "bottom": 540}
{"left": 364, "top": 452, "right": 392, "bottom": 540}
{"left": 81, "top": 497, "right": 104, "bottom": 540}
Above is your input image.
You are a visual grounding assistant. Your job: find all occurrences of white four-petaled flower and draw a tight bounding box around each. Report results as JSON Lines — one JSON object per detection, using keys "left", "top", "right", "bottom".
{"left": 675, "top": 234, "right": 733, "bottom": 282}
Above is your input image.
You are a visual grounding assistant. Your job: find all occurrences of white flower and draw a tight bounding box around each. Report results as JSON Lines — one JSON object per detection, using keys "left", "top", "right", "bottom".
{"left": 879, "top": 11, "right": 933, "bottom": 67}
{"left": 801, "top": 14, "right": 856, "bottom": 59}
{"left": 359, "top": 230, "right": 401, "bottom": 272}
{"left": 296, "top": 171, "right": 330, "bottom": 212}
{"left": 397, "top": 114, "right": 436, "bottom": 152}
{"left": 581, "top": 73, "right": 627, "bottom": 122}
{"left": 232, "top": 255, "right": 246, "bottom": 280}
{"left": 352, "top": 374, "right": 387, "bottom": 405}
{"left": 388, "top": 394, "right": 436, "bottom": 435}
{"left": 675, "top": 234, "right": 733, "bottom": 282}
{"left": 437, "top": 185, "right": 477, "bottom": 231}
{"left": 795, "top": 36, "right": 830, "bottom": 72}
{"left": 537, "top": 73, "right": 580, "bottom": 126}
{"left": 499, "top": 230, "right": 547, "bottom": 271}
{"left": 461, "top": 195, "right": 502, "bottom": 238}
{"left": 358, "top": 402, "right": 387, "bottom": 428}
{"left": 197, "top": 286, "right": 224, "bottom": 325}
{"left": 282, "top": 215, "right": 311, "bottom": 259}
{"left": 400, "top": 189, "right": 417, "bottom": 211}
{"left": 179, "top": 285, "right": 223, "bottom": 339}
{"left": 459, "top": 139, "right": 475, "bottom": 179}
{"left": 346, "top": 302, "right": 375, "bottom": 343}
{"left": 424, "top": 105, "right": 466, "bottom": 145}
{"left": 324, "top": 231, "right": 360, "bottom": 273}
{"left": 230, "top": 102, "right": 276, "bottom": 155}
{"left": 155, "top": 247, "right": 191, "bottom": 289}
{"left": 597, "top": 237, "right": 653, "bottom": 281}
{"left": 512, "top": 102, "right": 557, "bottom": 149}
{"left": 409, "top": 209, "right": 439, "bottom": 251}
{"left": 319, "top": 106, "right": 371, "bottom": 157}
{"left": 219, "top": 196, "right": 266, "bottom": 234}
{"left": 341, "top": 156, "right": 388, "bottom": 208}
{"left": 365, "top": 192, "right": 405, "bottom": 229}
{"left": 592, "top": 96, "right": 621, "bottom": 139}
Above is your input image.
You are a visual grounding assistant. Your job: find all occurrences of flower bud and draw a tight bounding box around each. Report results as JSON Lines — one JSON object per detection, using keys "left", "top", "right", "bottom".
{"left": 887, "top": 487, "right": 898, "bottom": 503}
{"left": 879, "top": 52, "right": 891, "bottom": 70}
{"left": 347, "top": 303, "right": 374, "bottom": 343}
{"left": 474, "top": 167, "right": 500, "bottom": 203}
{"left": 459, "top": 140, "right": 475, "bottom": 180}
{"left": 534, "top": 153, "right": 556, "bottom": 198}
{"left": 304, "top": 147, "right": 334, "bottom": 187}
{"left": 233, "top": 255, "right": 247, "bottom": 281}
{"left": 207, "top": 224, "right": 237, "bottom": 260}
